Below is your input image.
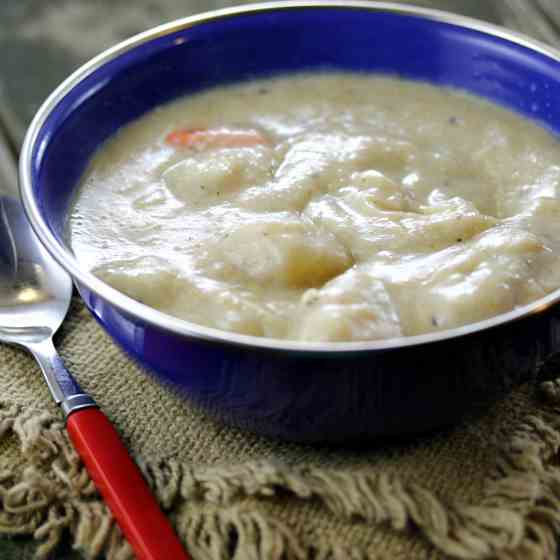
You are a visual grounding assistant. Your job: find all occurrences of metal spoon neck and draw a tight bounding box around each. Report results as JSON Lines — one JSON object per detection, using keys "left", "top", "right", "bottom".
{"left": 28, "top": 337, "right": 96, "bottom": 417}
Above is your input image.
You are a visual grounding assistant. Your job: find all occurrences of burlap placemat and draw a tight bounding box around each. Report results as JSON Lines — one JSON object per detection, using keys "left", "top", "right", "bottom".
{"left": 1, "top": 297, "right": 560, "bottom": 559}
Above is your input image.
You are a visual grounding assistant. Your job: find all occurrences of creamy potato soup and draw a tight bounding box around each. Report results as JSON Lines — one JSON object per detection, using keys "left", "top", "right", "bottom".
{"left": 69, "top": 73, "right": 560, "bottom": 342}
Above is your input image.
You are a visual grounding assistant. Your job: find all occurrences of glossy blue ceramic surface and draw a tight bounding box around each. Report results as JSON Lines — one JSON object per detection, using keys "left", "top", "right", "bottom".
{"left": 20, "top": 2, "right": 560, "bottom": 441}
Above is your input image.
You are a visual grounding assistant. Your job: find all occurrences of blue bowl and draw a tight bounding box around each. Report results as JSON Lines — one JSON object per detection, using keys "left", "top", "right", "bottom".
{"left": 19, "top": 1, "right": 560, "bottom": 441}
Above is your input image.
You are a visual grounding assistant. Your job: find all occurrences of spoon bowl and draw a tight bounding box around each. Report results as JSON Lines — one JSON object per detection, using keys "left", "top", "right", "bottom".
{"left": 0, "top": 196, "right": 71, "bottom": 344}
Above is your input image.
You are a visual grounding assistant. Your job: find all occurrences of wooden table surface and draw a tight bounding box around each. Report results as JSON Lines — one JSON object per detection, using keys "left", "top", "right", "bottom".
{"left": 1, "top": 1, "right": 559, "bottom": 558}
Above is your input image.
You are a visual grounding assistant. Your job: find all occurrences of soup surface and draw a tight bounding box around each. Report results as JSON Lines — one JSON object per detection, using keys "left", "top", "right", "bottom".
{"left": 69, "top": 73, "right": 560, "bottom": 342}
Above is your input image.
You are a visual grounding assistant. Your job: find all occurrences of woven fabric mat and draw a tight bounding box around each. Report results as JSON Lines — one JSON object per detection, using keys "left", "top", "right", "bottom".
{"left": 1, "top": 297, "right": 560, "bottom": 559}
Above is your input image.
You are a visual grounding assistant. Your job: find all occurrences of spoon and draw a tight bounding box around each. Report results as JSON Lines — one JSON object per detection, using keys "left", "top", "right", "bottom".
{"left": 0, "top": 195, "right": 190, "bottom": 560}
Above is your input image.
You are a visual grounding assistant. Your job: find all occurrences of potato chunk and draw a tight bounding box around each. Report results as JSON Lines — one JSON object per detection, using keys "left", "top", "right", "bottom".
{"left": 368, "top": 225, "right": 549, "bottom": 334}
{"left": 94, "top": 256, "right": 183, "bottom": 309}
{"left": 163, "top": 146, "right": 273, "bottom": 204}
{"left": 505, "top": 197, "right": 560, "bottom": 252}
{"left": 94, "top": 255, "right": 289, "bottom": 336}
{"left": 306, "top": 189, "right": 496, "bottom": 261}
{"left": 214, "top": 215, "right": 352, "bottom": 288}
{"left": 295, "top": 269, "right": 401, "bottom": 341}
{"left": 504, "top": 197, "right": 560, "bottom": 292}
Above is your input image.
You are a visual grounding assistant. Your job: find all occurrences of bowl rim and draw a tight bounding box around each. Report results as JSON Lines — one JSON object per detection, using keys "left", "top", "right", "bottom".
{"left": 18, "top": 0, "right": 560, "bottom": 354}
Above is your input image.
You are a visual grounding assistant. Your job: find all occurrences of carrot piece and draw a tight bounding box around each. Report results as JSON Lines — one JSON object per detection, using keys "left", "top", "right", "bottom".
{"left": 165, "top": 127, "right": 268, "bottom": 149}
{"left": 165, "top": 128, "right": 204, "bottom": 147}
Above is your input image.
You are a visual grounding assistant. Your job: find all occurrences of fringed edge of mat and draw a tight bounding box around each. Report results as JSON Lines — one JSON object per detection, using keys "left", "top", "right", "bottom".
{"left": 1, "top": 382, "right": 560, "bottom": 560}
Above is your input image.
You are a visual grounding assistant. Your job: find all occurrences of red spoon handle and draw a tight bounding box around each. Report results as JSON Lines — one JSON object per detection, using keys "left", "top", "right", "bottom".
{"left": 67, "top": 407, "right": 190, "bottom": 560}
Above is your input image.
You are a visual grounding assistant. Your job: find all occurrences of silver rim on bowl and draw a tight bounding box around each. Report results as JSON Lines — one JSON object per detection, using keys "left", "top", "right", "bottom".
{"left": 18, "top": 0, "right": 560, "bottom": 353}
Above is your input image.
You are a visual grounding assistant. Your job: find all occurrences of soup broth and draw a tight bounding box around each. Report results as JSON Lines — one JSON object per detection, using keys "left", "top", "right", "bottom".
{"left": 69, "top": 73, "right": 560, "bottom": 341}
